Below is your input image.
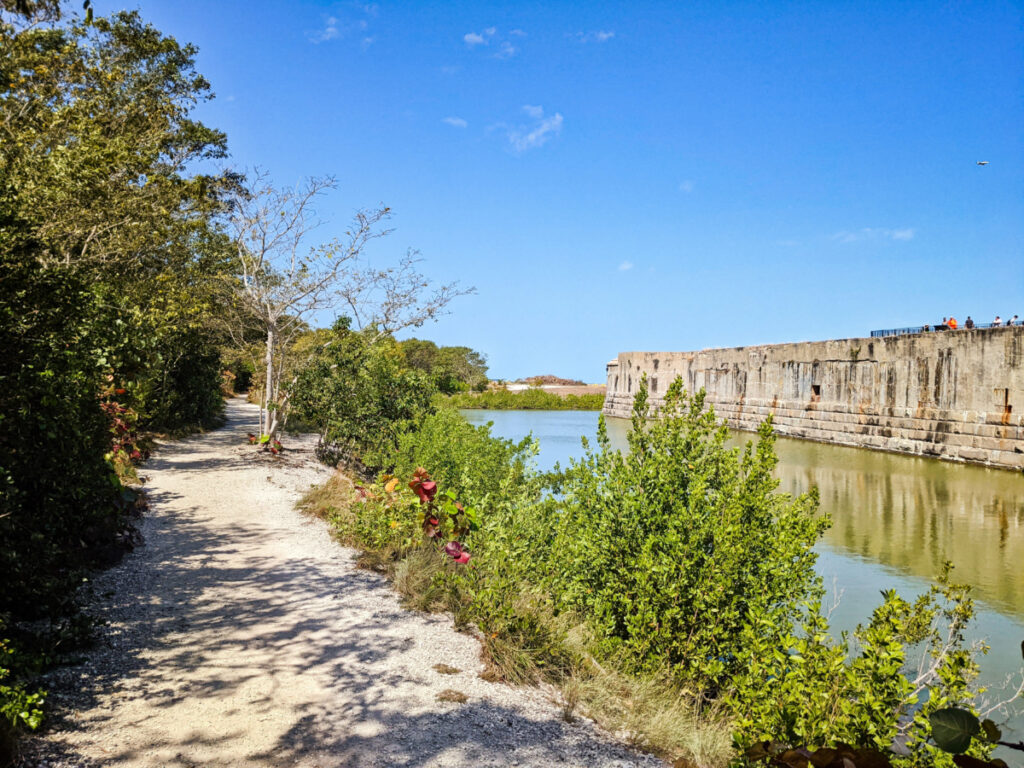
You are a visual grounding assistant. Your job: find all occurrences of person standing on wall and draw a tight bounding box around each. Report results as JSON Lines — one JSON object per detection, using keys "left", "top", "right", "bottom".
{"left": 964, "top": 316, "right": 975, "bottom": 329}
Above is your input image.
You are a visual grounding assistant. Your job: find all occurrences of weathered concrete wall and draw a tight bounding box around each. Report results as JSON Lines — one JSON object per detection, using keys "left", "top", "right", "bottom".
{"left": 603, "top": 326, "right": 1024, "bottom": 470}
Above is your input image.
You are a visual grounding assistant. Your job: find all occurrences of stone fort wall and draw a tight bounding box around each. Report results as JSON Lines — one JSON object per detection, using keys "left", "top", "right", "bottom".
{"left": 603, "top": 326, "right": 1024, "bottom": 470}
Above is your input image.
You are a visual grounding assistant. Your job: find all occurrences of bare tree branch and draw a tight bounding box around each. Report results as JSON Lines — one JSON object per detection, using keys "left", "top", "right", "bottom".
{"left": 224, "top": 170, "right": 472, "bottom": 440}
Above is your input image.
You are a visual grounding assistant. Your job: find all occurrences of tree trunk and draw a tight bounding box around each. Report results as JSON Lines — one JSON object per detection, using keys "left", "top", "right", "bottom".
{"left": 264, "top": 326, "right": 278, "bottom": 440}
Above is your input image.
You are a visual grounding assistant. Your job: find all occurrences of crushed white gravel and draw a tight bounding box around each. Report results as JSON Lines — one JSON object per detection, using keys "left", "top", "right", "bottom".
{"left": 18, "top": 397, "right": 666, "bottom": 768}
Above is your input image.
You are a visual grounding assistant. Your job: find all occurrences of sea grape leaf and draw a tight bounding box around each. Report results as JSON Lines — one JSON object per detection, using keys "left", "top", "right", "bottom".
{"left": 980, "top": 718, "right": 1001, "bottom": 742}
{"left": 929, "top": 708, "right": 981, "bottom": 754}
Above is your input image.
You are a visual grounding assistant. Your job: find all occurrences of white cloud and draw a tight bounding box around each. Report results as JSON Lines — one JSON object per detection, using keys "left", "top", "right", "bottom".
{"left": 495, "top": 40, "right": 517, "bottom": 59}
{"left": 464, "top": 27, "right": 517, "bottom": 56}
{"left": 312, "top": 16, "right": 340, "bottom": 42}
{"left": 832, "top": 227, "right": 916, "bottom": 243}
{"left": 618, "top": 260, "right": 634, "bottom": 271}
{"left": 505, "top": 105, "right": 563, "bottom": 153}
{"left": 576, "top": 30, "right": 615, "bottom": 43}
{"left": 464, "top": 27, "right": 496, "bottom": 46}
{"left": 442, "top": 116, "right": 468, "bottom": 128}
{"left": 310, "top": 7, "right": 377, "bottom": 45}
{"left": 678, "top": 180, "right": 694, "bottom": 193}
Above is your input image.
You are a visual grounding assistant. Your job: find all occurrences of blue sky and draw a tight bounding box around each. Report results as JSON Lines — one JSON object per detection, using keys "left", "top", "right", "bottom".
{"left": 97, "top": 0, "right": 1023, "bottom": 381}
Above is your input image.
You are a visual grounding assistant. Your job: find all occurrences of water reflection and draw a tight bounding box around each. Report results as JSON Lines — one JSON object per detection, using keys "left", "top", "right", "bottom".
{"left": 767, "top": 437, "right": 1024, "bottom": 617}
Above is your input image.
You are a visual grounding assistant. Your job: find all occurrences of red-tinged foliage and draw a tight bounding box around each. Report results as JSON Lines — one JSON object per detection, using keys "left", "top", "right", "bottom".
{"left": 404, "top": 469, "right": 476, "bottom": 563}
{"left": 408, "top": 469, "right": 438, "bottom": 504}
{"left": 100, "top": 399, "right": 149, "bottom": 470}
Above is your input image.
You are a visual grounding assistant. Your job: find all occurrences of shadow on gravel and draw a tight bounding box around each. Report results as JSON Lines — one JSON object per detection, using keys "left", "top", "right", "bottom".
{"left": 260, "top": 697, "right": 653, "bottom": 767}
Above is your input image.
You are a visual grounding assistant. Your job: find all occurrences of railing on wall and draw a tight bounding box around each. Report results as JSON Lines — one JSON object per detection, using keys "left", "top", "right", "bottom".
{"left": 870, "top": 322, "right": 1012, "bottom": 338}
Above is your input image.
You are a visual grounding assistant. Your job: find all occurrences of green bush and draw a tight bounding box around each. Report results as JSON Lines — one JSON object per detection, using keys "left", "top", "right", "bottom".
{"left": 388, "top": 407, "right": 535, "bottom": 501}
{"left": 0, "top": 630, "right": 44, "bottom": 766}
{"left": 291, "top": 324, "right": 438, "bottom": 467}
{"left": 306, "top": 374, "right": 1003, "bottom": 767}
{"left": 0, "top": 259, "right": 130, "bottom": 622}
{"left": 731, "top": 567, "right": 990, "bottom": 767}
{"left": 535, "top": 377, "right": 826, "bottom": 688}
{"left": 136, "top": 326, "right": 225, "bottom": 433}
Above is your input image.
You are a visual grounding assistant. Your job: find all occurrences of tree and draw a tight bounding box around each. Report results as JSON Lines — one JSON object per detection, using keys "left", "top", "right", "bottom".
{"left": 226, "top": 173, "right": 472, "bottom": 440}
{"left": 0, "top": 4, "right": 233, "bottom": 755}
{"left": 400, "top": 339, "right": 489, "bottom": 393}
{"left": 0, "top": 9, "right": 236, "bottom": 428}
{"left": 434, "top": 345, "right": 488, "bottom": 392}
{"left": 0, "top": 9, "right": 234, "bottom": 616}
{"left": 291, "top": 321, "right": 437, "bottom": 468}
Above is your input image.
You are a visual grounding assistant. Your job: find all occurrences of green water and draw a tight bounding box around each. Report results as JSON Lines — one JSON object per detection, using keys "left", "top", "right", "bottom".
{"left": 461, "top": 409, "right": 1024, "bottom": 743}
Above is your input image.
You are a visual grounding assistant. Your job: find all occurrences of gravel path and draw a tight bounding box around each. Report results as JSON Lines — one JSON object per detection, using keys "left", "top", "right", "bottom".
{"left": 19, "top": 397, "right": 666, "bottom": 768}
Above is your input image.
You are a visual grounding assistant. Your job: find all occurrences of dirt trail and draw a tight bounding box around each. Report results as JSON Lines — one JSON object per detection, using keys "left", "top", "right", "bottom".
{"left": 23, "top": 397, "right": 662, "bottom": 768}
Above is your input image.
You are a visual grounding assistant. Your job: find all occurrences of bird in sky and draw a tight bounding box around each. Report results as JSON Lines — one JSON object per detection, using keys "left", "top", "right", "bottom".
{"left": 976, "top": 161, "right": 989, "bottom": 165}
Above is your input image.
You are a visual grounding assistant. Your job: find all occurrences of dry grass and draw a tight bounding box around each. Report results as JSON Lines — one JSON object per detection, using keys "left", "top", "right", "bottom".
{"left": 436, "top": 688, "right": 468, "bottom": 704}
{"left": 564, "top": 667, "right": 733, "bottom": 768}
{"left": 393, "top": 547, "right": 445, "bottom": 609}
{"left": 433, "top": 663, "right": 461, "bottom": 675}
{"left": 299, "top": 472, "right": 359, "bottom": 536}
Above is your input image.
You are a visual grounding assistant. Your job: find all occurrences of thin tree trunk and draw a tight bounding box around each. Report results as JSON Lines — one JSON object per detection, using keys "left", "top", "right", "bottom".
{"left": 258, "top": 383, "right": 266, "bottom": 438}
{"left": 265, "top": 326, "right": 276, "bottom": 440}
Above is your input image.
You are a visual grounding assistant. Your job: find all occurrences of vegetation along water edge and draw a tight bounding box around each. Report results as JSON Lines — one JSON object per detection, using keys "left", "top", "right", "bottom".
{"left": 448, "top": 388, "right": 606, "bottom": 410}
{"left": 298, "top": 370, "right": 1024, "bottom": 768}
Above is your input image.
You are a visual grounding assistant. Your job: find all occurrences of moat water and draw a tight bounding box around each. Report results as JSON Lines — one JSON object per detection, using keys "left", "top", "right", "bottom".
{"left": 461, "top": 409, "right": 1024, "bottom": 738}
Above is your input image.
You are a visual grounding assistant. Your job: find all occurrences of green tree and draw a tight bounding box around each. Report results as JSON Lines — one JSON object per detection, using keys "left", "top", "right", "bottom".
{"left": 0, "top": 7, "right": 236, "bottom": 745}
{"left": 0, "top": 9, "right": 236, "bottom": 426}
{"left": 290, "top": 320, "right": 437, "bottom": 468}
{"left": 400, "top": 339, "right": 489, "bottom": 393}
{"left": 400, "top": 338, "right": 440, "bottom": 371}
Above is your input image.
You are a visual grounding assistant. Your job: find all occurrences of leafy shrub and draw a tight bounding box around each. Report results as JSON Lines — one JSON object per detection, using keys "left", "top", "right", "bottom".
{"left": 0, "top": 631, "right": 44, "bottom": 766}
{"left": 731, "top": 568, "right": 993, "bottom": 767}
{"left": 387, "top": 407, "right": 535, "bottom": 501}
{"left": 923, "top": 705, "right": 1023, "bottom": 767}
{"left": 304, "top": 374, "right": 1013, "bottom": 767}
{"left": 135, "top": 327, "right": 225, "bottom": 433}
{"left": 0, "top": 259, "right": 130, "bottom": 622}
{"left": 291, "top": 324, "right": 437, "bottom": 468}
{"left": 538, "top": 377, "right": 826, "bottom": 689}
